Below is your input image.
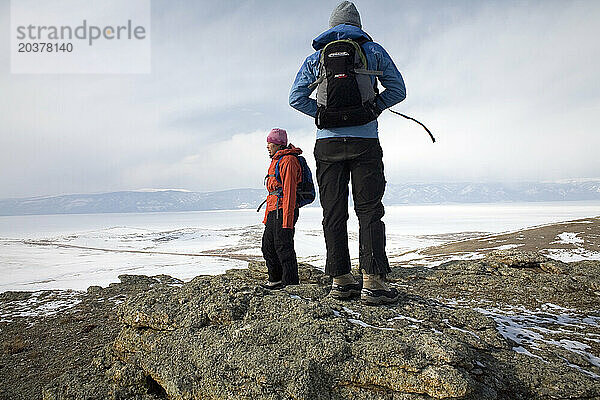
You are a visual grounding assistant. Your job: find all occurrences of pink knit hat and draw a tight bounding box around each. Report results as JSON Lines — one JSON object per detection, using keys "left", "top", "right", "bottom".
{"left": 267, "top": 128, "right": 288, "bottom": 146}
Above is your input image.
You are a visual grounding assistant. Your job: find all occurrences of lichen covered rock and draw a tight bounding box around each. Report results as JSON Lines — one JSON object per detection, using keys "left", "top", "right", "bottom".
{"left": 41, "top": 261, "right": 600, "bottom": 400}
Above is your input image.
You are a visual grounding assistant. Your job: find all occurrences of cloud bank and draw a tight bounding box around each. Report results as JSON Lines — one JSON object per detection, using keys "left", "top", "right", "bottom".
{"left": 1, "top": 0, "right": 599, "bottom": 198}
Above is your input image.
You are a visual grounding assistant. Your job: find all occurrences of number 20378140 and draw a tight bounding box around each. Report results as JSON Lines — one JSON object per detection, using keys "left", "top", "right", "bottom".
{"left": 18, "top": 43, "right": 73, "bottom": 53}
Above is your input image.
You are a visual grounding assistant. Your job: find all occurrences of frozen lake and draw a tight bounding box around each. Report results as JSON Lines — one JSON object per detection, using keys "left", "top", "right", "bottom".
{"left": 1, "top": 201, "right": 599, "bottom": 292}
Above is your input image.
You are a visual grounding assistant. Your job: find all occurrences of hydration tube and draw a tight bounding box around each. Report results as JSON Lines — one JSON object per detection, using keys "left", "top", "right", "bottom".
{"left": 389, "top": 109, "right": 436, "bottom": 143}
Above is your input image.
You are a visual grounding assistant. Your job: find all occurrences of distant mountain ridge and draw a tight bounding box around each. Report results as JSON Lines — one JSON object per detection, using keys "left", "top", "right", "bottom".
{"left": 1, "top": 181, "right": 599, "bottom": 216}
{"left": 384, "top": 181, "right": 600, "bottom": 204}
{"left": 0, "top": 189, "right": 265, "bottom": 216}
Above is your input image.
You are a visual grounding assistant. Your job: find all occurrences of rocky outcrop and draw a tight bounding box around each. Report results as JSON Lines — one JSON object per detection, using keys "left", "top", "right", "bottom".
{"left": 40, "top": 253, "right": 600, "bottom": 400}
{"left": 0, "top": 275, "right": 182, "bottom": 400}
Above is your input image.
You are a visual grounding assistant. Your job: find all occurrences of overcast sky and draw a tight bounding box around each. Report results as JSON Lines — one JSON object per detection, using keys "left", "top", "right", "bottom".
{"left": 1, "top": 0, "right": 599, "bottom": 198}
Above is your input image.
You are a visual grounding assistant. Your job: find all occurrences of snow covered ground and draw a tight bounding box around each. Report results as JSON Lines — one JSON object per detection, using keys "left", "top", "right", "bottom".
{"left": 1, "top": 201, "right": 599, "bottom": 292}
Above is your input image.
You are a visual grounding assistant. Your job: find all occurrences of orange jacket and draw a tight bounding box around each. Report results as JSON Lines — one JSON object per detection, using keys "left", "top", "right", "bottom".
{"left": 263, "top": 145, "right": 303, "bottom": 229}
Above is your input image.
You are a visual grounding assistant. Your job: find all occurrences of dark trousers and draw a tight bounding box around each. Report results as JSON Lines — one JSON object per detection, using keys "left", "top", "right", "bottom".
{"left": 261, "top": 209, "right": 300, "bottom": 285}
{"left": 314, "top": 137, "right": 391, "bottom": 277}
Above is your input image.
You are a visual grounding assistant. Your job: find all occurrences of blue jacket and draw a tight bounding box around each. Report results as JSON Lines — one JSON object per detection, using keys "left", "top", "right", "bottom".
{"left": 289, "top": 24, "right": 406, "bottom": 139}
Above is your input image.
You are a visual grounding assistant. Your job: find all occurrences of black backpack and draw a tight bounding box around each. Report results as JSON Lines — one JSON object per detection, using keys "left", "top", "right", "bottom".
{"left": 310, "top": 37, "right": 383, "bottom": 129}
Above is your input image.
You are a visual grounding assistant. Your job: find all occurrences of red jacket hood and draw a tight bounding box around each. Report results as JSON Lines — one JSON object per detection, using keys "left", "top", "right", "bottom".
{"left": 272, "top": 145, "right": 302, "bottom": 160}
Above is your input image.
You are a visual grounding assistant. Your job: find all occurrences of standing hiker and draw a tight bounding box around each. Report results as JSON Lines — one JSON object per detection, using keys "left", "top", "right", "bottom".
{"left": 289, "top": 1, "right": 406, "bottom": 304}
{"left": 260, "top": 128, "right": 303, "bottom": 289}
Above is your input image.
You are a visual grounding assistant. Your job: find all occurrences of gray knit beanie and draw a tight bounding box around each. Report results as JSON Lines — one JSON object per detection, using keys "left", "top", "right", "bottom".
{"left": 329, "top": 1, "right": 362, "bottom": 29}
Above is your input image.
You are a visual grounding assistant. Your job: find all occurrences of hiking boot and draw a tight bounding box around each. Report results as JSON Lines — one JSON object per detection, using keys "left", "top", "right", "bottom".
{"left": 361, "top": 274, "right": 400, "bottom": 305}
{"left": 329, "top": 273, "right": 361, "bottom": 299}
{"left": 263, "top": 280, "right": 285, "bottom": 290}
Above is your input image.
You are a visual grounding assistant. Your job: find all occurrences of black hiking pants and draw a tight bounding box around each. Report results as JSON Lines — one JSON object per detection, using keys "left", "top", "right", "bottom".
{"left": 261, "top": 209, "right": 300, "bottom": 285}
{"left": 314, "top": 137, "right": 391, "bottom": 277}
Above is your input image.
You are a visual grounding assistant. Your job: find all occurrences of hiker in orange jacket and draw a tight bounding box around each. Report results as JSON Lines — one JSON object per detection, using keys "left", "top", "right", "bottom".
{"left": 261, "top": 128, "right": 302, "bottom": 289}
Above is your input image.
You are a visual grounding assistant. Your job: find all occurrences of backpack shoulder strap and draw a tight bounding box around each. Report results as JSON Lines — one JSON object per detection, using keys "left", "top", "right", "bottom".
{"left": 308, "top": 74, "right": 324, "bottom": 90}
{"left": 273, "top": 158, "right": 282, "bottom": 183}
{"left": 275, "top": 154, "right": 302, "bottom": 182}
{"left": 274, "top": 156, "right": 291, "bottom": 182}
{"left": 353, "top": 37, "right": 383, "bottom": 76}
